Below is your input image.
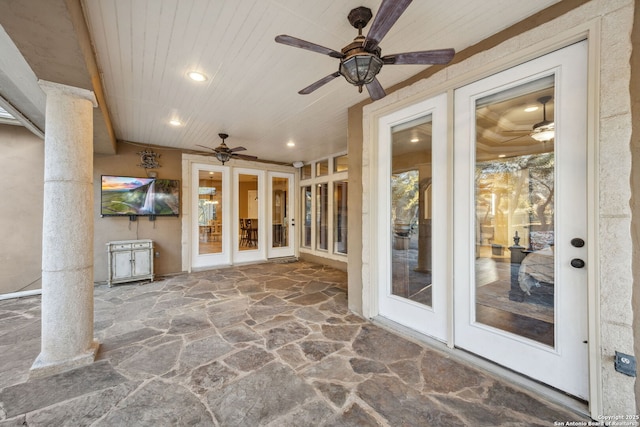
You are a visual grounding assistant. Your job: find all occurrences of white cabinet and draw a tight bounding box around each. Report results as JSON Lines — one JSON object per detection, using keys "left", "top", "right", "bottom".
{"left": 106, "top": 239, "right": 154, "bottom": 286}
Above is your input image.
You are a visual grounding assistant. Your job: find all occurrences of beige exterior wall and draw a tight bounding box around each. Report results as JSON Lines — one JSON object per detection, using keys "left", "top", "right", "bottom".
{"left": 93, "top": 142, "right": 183, "bottom": 282}
{"left": 352, "top": 0, "right": 637, "bottom": 417}
{"left": 0, "top": 124, "right": 44, "bottom": 295}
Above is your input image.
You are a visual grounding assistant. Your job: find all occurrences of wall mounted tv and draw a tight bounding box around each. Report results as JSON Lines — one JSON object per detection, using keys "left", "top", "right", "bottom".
{"left": 101, "top": 175, "right": 180, "bottom": 217}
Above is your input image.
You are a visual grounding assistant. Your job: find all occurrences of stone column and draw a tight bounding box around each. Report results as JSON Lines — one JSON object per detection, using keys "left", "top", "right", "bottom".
{"left": 30, "top": 80, "right": 99, "bottom": 378}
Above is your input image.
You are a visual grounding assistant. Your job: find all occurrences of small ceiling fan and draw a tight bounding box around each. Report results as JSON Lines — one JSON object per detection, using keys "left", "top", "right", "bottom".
{"left": 275, "top": 0, "right": 455, "bottom": 101}
{"left": 197, "top": 133, "right": 258, "bottom": 165}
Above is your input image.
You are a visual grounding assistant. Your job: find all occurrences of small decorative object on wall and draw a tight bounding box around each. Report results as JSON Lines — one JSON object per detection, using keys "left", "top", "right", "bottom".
{"left": 137, "top": 148, "right": 161, "bottom": 169}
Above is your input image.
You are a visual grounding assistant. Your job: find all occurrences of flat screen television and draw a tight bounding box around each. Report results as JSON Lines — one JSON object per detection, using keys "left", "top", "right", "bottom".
{"left": 101, "top": 175, "right": 180, "bottom": 217}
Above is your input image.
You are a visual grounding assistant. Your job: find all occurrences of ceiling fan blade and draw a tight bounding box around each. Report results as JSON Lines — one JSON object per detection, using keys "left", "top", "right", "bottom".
{"left": 233, "top": 153, "right": 259, "bottom": 161}
{"left": 299, "top": 71, "right": 341, "bottom": 95}
{"left": 382, "top": 48, "right": 455, "bottom": 65}
{"left": 366, "top": 78, "right": 386, "bottom": 101}
{"left": 275, "top": 35, "right": 344, "bottom": 59}
{"left": 196, "top": 144, "right": 215, "bottom": 151}
{"left": 229, "top": 146, "right": 247, "bottom": 152}
{"left": 363, "top": 0, "right": 412, "bottom": 52}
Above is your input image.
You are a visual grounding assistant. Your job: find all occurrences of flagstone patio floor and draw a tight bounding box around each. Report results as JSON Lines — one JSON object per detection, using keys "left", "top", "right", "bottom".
{"left": 0, "top": 260, "right": 590, "bottom": 426}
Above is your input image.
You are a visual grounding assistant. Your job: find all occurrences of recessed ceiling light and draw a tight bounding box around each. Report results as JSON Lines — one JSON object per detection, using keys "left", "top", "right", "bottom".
{"left": 524, "top": 106, "right": 539, "bottom": 112}
{"left": 410, "top": 138, "right": 419, "bottom": 143}
{"left": 169, "top": 119, "right": 182, "bottom": 126}
{"left": 498, "top": 154, "right": 506, "bottom": 158}
{"left": 209, "top": 171, "right": 214, "bottom": 175}
{"left": 187, "top": 71, "right": 207, "bottom": 82}
{"left": 287, "top": 141, "right": 295, "bottom": 147}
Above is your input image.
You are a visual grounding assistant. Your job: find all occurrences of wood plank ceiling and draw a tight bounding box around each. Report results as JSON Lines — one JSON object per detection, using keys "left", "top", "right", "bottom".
{"left": 81, "top": 0, "right": 560, "bottom": 165}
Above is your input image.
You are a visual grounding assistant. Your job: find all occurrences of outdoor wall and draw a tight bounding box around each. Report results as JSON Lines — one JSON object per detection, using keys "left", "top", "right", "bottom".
{"left": 0, "top": 124, "right": 43, "bottom": 295}
{"left": 351, "top": 0, "right": 637, "bottom": 417}
{"left": 93, "top": 142, "right": 183, "bottom": 282}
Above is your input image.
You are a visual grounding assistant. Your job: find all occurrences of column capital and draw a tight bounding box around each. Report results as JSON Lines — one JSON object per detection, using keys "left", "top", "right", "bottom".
{"left": 38, "top": 79, "right": 97, "bottom": 107}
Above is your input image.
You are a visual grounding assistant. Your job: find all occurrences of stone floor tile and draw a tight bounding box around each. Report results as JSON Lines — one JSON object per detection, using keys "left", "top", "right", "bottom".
{"left": 353, "top": 324, "right": 423, "bottom": 363}
{"left": 207, "top": 362, "right": 316, "bottom": 426}
{"left": 357, "top": 375, "right": 464, "bottom": 426}
{"left": 179, "top": 334, "right": 234, "bottom": 368}
{"left": 266, "top": 399, "right": 336, "bottom": 427}
{"left": 96, "top": 379, "right": 213, "bottom": 426}
{"left": 0, "top": 261, "right": 589, "bottom": 426}
{"left": 420, "top": 350, "right": 491, "bottom": 394}
{"left": 313, "top": 381, "right": 350, "bottom": 408}
{"left": 264, "top": 321, "right": 311, "bottom": 350}
{"left": 223, "top": 345, "right": 274, "bottom": 371}
{"left": 24, "top": 381, "right": 139, "bottom": 427}
{"left": 323, "top": 403, "right": 383, "bottom": 427}
{"left": 185, "top": 360, "right": 238, "bottom": 395}
{"left": 0, "top": 360, "right": 127, "bottom": 418}
{"left": 116, "top": 340, "right": 182, "bottom": 377}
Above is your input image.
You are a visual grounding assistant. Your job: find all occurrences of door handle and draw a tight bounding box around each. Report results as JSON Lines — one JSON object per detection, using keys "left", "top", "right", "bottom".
{"left": 570, "top": 258, "right": 585, "bottom": 269}
{"left": 570, "top": 238, "right": 585, "bottom": 248}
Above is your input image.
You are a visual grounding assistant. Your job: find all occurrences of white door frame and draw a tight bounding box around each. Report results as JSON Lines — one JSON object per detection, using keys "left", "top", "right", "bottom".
{"left": 453, "top": 41, "right": 589, "bottom": 399}
{"left": 191, "top": 162, "right": 231, "bottom": 268}
{"left": 267, "top": 171, "right": 295, "bottom": 258}
{"left": 376, "top": 93, "right": 448, "bottom": 341}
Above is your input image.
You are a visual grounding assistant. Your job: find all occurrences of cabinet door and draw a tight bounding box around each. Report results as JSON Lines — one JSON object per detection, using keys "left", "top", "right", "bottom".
{"left": 112, "top": 251, "right": 133, "bottom": 280}
{"left": 132, "top": 249, "right": 151, "bottom": 277}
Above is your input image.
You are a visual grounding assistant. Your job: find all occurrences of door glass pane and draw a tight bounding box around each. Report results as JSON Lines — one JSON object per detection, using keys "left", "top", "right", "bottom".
{"left": 198, "top": 170, "right": 222, "bottom": 254}
{"left": 391, "top": 115, "right": 433, "bottom": 306}
{"left": 302, "top": 186, "right": 311, "bottom": 248}
{"left": 316, "top": 160, "right": 329, "bottom": 177}
{"left": 474, "top": 76, "right": 555, "bottom": 346}
{"left": 316, "top": 183, "right": 328, "bottom": 250}
{"left": 238, "top": 173, "right": 258, "bottom": 250}
{"left": 272, "top": 177, "right": 288, "bottom": 248}
{"left": 334, "top": 181, "right": 348, "bottom": 254}
{"left": 334, "top": 154, "right": 348, "bottom": 172}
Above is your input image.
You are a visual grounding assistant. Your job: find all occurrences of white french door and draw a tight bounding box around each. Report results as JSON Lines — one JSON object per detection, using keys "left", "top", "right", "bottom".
{"left": 233, "top": 168, "right": 266, "bottom": 263}
{"left": 453, "top": 41, "right": 588, "bottom": 398}
{"left": 376, "top": 93, "right": 448, "bottom": 341}
{"left": 267, "top": 172, "right": 295, "bottom": 258}
{"left": 191, "top": 163, "right": 231, "bottom": 268}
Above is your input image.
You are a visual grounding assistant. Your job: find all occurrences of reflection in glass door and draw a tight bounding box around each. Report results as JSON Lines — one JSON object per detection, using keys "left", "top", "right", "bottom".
{"left": 234, "top": 169, "right": 265, "bottom": 263}
{"left": 391, "top": 116, "right": 433, "bottom": 307}
{"left": 376, "top": 93, "right": 448, "bottom": 341}
{"left": 198, "top": 170, "right": 223, "bottom": 255}
{"left": 474, "top": 76, "right": 557, "bottom": 345}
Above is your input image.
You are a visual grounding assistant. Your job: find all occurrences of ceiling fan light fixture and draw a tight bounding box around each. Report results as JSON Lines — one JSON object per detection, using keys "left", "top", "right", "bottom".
{"left": 215, "top": 151, "right": 231, "bottom": 165}
{"left": 530, "top": 122, "right": 555, "bottom": 142}
{"left": 529, "top": 96, "right": 555, "bottom": 142}
{"left": 340, "top": 53, "right": 383, "bottom": 88}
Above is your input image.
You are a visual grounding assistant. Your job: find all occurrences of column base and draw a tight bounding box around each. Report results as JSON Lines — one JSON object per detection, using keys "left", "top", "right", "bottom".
{"left": 29, "top": 340, "right": 100, "bottom": 379}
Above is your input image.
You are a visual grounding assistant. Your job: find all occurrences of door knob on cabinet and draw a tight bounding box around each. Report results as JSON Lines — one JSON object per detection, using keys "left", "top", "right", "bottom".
{"left": 570, "top": 258, "right": 585, "bottom": 268}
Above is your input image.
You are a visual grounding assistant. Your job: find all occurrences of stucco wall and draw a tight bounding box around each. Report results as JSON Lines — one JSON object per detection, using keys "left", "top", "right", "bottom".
{"left": 354, "top": 0, "right": 636, "bottom": 417}
{"left": 0, "top": 124, "right": 43, "bottom": 295}
{"left": 93, "top": 142, "right": 183, "bottom": 282}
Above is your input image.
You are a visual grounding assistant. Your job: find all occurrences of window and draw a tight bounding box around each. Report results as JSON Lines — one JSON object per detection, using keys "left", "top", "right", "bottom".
{"left": 301, "top": 164, "right": 312, "bottom": 180}
{"left": 316, "top": 183, "right": 328, "bottom": 250}
{"left": 316, "top": 160, "right": 329, "bottom": 177}
{"left": 300, "top": 153, "right": 348, "bottom": 259}
{"left": 302, "top": 186, "right": 312, "bottom": 248}
{"left": 334, "top": 181, "right": 348, "bottom": 254}
{"left": 334, "top": 154, "right": 348, "bottom": 172}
